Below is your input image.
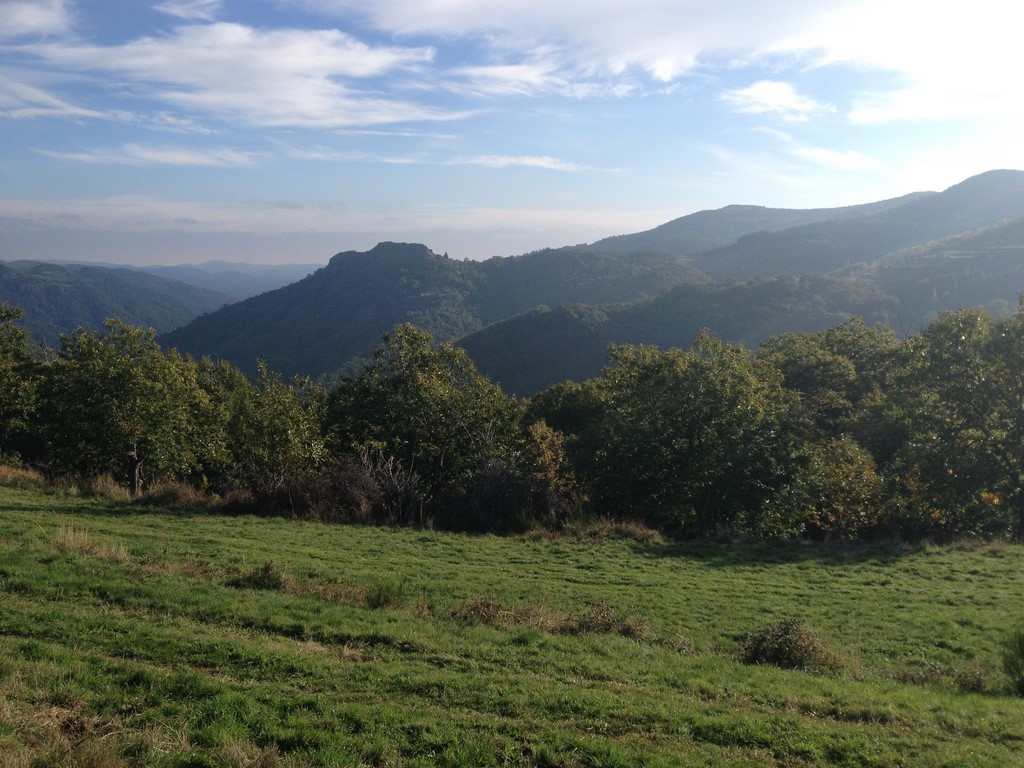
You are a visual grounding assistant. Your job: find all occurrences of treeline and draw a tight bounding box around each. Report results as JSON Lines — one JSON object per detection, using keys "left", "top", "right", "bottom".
{"left": 3, "top": 299, "right": 1024, "bottom": 541}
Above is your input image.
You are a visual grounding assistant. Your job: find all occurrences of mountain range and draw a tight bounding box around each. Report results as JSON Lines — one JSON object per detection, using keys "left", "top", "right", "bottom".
{"left": 6, "top": 169, "right": 1024, "bottom": 395}
{"left": 0, "top": 260, "right": 322, "bottom": 346}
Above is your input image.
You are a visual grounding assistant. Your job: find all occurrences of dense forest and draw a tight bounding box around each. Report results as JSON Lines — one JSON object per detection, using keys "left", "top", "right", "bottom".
{"left": 4, "top": 297, "right": 1024, "bottom": 543}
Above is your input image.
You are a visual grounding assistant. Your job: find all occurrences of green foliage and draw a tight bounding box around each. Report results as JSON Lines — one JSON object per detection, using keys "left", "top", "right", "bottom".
{"left": 784, "top": 437, "right": 885, "bottom": 540}
{"left": 228, "top": 561, "right": 285, "bottom": 591}
{"left": 38, "top": 320, "right": 210, "bottom": 493}
{"left": 590, "top": 334, "right": 798, "bottom": 535}
{"left": 1001, "top": 627, "right": 1024, "bottom": 696}
{"left": 327, "top": 325, "right": 567, "bottom": 529}
{"left": 0, "top": 303, "right": 36, "bottom": 462}
{"left": 886, "top": 305, "right": 1024, "bottom": 539}
{"left": 740, "top": 618, "right": 841, "bottom": 672}
{"left": 0, "top": 260, "right": 227, "bottom": 345}
{"left": 228, "top": 363, "right": 326, "bottom": 513}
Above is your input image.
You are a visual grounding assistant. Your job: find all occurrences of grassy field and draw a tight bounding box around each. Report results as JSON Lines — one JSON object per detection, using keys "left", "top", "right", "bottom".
{"left": 2, "top": 481, "right": 1024, "bottom": 767}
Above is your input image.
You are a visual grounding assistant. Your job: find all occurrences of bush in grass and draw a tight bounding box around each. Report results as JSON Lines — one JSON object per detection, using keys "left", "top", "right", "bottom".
{"left": 740, "top": 618, "right": 841, "bottom": 672}
{"left": 228, "top": 561, "right": 284, "bottom": 591}
{"left": 138, "top": 479, "right": 206, "bottom": 509}
{"left": 0, "top": 464, "right": 45, "bottom": 489}
{"left": 363, "top": 578, "right": 407, "bottom": 609}
{"left": 575, "top": 602, "right": 649, "bottom": 639}
{"left": 1001, "top": 627, "right": 1024, "bottom": 696}
{"left": 84, "top": 473, "right": 131, "bottom": 501}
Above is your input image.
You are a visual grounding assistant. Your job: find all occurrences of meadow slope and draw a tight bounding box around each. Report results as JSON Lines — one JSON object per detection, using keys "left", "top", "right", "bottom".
{"left": 1, "top": 484, "right": 1023, "bottom": 766}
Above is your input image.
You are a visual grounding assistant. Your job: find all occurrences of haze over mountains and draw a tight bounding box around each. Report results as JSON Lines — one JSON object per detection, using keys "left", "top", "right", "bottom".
{"left": 6, "top": 170, "right": 1024, "bottom": 394}
{"left": 0, "top": 261, "right": 321, "bottom": 346}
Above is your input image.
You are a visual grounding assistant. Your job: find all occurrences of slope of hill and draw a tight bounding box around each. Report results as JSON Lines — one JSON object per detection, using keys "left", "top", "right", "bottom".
{"left": 589, "top": 192, "right": 934, "bottom": 255}
{"left": 141, "top": 261, "right": 322, "bottom": 301}
{"left": 159, "top": 242, "right": 707, "bottom": 379}
{"left": 459, "top": 275, "right": 900, "bottom": 396}
{"left": 0, "top": 260, "right": 230, "bottom": 345}
{"left": 696, "top": 170, "right": 1024, "bottom": 279}
{"left": 140, "top": 169, "right": 1024, "bottom": 391}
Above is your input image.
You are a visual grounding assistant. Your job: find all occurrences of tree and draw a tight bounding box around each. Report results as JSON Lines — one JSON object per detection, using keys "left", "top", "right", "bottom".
{"left": 39, "top": 320, "right": 207, "bottom": 493}
{"left": 326, "top": 325, "right": 526, "bottom": 527}
{"left": 888, "top": 305, "right": 1024, "bottom": 538}
{"left": 591, "top": 334, "right": 798, "bottom": 536}
{"left": 227, "top": 362, "right": 326, "bottom": 512}
{"left": 0, "top": 304, "right": 36, "bottom": 462}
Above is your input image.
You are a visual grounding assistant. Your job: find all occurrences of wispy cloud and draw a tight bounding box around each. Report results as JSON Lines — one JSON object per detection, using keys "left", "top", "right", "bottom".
{"left": 37, "top": 143, "right": 265, "bottom": 166}
{"left": 0, "top": 72, "right": 102, "bottom": 118}
{"left": 25, "top": 22, "right": 462, "bottom": 127}
{"left": 454, "top": 155, "right": 583, "bottom": 171}
{"left": 0, "top": 0, "right": 68, "bottom": 39}
{"left": 721, "top": 81, "right": 833, "bottom": 123}
{"left": 154, "top": 0, "right": 222, "bottom": 21}
{"left": 791, "top": 146, "right": 881, "bottom": 172}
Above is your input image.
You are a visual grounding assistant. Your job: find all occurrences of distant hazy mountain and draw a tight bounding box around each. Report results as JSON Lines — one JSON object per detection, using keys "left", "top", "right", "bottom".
{"left": 159, "top": 243, "right": 707, "bottom": 378}
{"left": 460, "top": 172, "right": 1024, "bottom": 394}
{"left": 47, "top": 167, "right": 1024, "bottom": 395}
{"left": 589, "top": 192, "right": 934, "bottom": 255}
{"left": 140, "top": 262, "right": 322, "bottom": 301}
{"left": 694, "top": 170, "right": 1024, "bottom": 280}
{"left": 0, "top": 261, "right": 230, "bottom": 345}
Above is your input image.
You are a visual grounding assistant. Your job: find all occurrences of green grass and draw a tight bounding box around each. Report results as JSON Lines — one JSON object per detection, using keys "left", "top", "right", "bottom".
{"left": 2, "top": 484, "right": 1024, "bottom": 766}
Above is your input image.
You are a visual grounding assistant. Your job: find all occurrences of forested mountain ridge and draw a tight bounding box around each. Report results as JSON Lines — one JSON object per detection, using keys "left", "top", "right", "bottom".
{"left": 158, "top": 169, "right": 1024, "bottom": 388}
{"left": 463, "top": 215, "right": 1024, "bottom": 396}
{"left": 694, "top": 170, "right": 1024, "bottom": 279}
{"left": 139, "top": 261, "right": 322, "bottom": 301}
{"left": 0, "top": 260, "right": 230, "bottom": 345}
{"left": 159, "top": 242, "right": 707, "bottom": 379}
{"left": 459, "top": 275, "right": 901, "bottom": 396}
{"left": 589, "top": 191, "right": 934, "bottom": 256}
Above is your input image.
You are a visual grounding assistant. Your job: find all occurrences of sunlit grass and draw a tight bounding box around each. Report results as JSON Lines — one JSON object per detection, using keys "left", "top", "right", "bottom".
{"left": 2, "top": 483, "right": 1024, "bottom": 766}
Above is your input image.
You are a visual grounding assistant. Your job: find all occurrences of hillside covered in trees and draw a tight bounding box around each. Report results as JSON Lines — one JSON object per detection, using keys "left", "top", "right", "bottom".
{"left": 151, "top": 170, "right": 1024, "bottom": 387}
{"left": 5, "top": 298, "right": 1024, "bottom": 543}
{"left": 0, "top": 261, "right": 230, "bottom": 345}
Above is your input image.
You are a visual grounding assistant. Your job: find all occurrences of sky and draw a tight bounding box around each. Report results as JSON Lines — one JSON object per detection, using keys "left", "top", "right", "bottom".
{"left": 2, "top": 0, "right": 1023, "bottom": 265}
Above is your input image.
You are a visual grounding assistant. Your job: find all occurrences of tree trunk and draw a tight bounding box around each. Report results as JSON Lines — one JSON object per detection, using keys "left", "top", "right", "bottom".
{"left": 127, "top": 449, "right": 143, "bottom": 496}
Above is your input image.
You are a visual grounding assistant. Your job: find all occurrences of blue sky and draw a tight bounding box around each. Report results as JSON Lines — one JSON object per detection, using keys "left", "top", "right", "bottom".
{"left": 2, "top": 0, "right": 1022, "bottom": 265}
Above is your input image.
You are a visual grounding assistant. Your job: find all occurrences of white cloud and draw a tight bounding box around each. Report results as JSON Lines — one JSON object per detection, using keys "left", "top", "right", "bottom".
{"left": 296, "top": 0, "right": 1024, "bottom": 132}
{"left": 455, "top": 155, "right": 583, "bottom": 171}
{"left": 0, "top": 72, "right": 102, "bottom": 118}
{"left": 303, "top": 0, "right": 837, "bottom": 81}
{"left": 26, "top": 22, "right": 462, "bottom": 127}
{"left": 721, "top": 80, "right": 833, "bottom": 122}
{"left": 791, "top": 146, "right": 881, "bottom": 172}
{"left": 449, "top": 61, "right": 568, "bottom": 97}
{"left": 0, "top": 0, "right": 68, "bottom": 39}
{"left": 153, "top": 0, "right": 222, "bottom": 21}
{"left": 37, "top": 143, "right": 265, "bottom": 166}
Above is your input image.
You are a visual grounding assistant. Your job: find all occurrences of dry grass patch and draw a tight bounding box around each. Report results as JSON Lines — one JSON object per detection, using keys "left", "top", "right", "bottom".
{"left": 53, "top": 524, "right": 130, "bottom": 564}
{"left": 0, "top": 465, "right": 44, "bottom": 489}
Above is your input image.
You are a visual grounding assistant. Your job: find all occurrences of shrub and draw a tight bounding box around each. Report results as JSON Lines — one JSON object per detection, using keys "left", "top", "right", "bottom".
{"left": 83, "top": 474, "right": 131, "bottom": 501}
{"left": 228, "top": 561, "right": 284, "bottom": 591}
{"left": 1001, "top": 627, "right": 1024, "bottom": 696}
{"left": 363, "top": 578, "right": 407, "bottom": 609}
{"left": 138, "top": 479, "right": 205, "bottom": 509}
{"left": 740, "top": 618, "right": 841, "bottom": 672}
{"left": 575, "top": 602, "right": 649, "bottom": 639}
{"left": 0, "top": 464, "right": 44, "bottom": 489}
{"left": 451, "top": 597, "right": 505, "bottom": 625}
